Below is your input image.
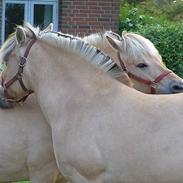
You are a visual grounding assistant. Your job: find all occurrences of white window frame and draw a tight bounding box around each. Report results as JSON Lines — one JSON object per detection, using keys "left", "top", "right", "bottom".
{"left": 2, "top": 0, "right": 58, "bottom": 42}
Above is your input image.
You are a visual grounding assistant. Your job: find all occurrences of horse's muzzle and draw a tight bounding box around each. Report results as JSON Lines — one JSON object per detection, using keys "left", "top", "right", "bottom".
{"left": 0, "top": 85, "right": 14, "bottom": 108}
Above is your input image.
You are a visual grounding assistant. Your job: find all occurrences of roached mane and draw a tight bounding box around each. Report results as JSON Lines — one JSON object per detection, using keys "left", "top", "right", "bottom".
{"left": 0, "top": 23, "right": 126, "bottom": 78}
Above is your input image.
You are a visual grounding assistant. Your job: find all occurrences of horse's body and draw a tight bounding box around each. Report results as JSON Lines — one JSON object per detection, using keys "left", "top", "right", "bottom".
{"left": 0, "top": 95, "right": 61, "bottom": 183}
{"left": 0, "top": 24, "right": 72, "bottom": 183}
{"left": 0, "top": 27, "right": 131, "bottom": 182}
{"left": 2, "top": 24, "right": 183, "bottom": 183}
{"left": 0, "top": 24, "right": 182, "bottom": 183}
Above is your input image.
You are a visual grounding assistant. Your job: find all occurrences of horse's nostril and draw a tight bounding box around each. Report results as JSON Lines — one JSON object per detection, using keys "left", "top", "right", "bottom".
{"left": 171, "top": 83, "right": 183, "bottom": 93}
{"left": 172, "top": 85, "right": 183, "bottom": 90}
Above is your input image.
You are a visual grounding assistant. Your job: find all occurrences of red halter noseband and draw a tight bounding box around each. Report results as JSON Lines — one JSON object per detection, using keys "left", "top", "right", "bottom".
{"left": 1, "top": 38, "right": 37, "bottom": 103}
{"left": 117, "top": 52, "right": 172, "bottom": 94}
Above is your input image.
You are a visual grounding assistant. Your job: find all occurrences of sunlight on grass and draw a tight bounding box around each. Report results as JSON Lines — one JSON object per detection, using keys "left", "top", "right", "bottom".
{"left": 14, "top": 181, "right": 30, "bottom": 183}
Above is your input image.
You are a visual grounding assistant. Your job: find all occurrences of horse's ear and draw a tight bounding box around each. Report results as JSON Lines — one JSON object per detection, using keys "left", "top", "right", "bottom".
{"left": 106, "top": 35, "right": 122, "bottom": 51}
{"left": 44, "top": 23, "right": 53, "bottom": 32}
{"left": 106, "top": 31, "right": 121, "bottom": 41}
{"left": 16, "top": 27, "right": 26, "bottom": 45}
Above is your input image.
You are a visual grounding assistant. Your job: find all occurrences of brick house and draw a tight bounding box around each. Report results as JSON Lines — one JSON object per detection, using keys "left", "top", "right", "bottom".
{"left": 0, "top": 0, "right": 120, "bottom": 43}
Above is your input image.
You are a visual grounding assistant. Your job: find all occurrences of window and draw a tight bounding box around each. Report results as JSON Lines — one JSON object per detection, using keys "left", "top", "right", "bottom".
{"left": 2, "top": 0, "right": 58, "bottom": 42}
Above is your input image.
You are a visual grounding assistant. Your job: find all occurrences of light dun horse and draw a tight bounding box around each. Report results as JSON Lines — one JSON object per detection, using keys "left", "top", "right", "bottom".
{"left": 44, "top": 24, "right": 183, "bottom": 94}
{"left": 0, "top": 96, "right": 61, "bottom": 183}
{"left": 83, "top": 31, "right": 183, "bottom": 94}
{"left": 1, "top": 24, "right": 183, "bottom": 183}
{"left": 0, "top": 24, "right": 69, "bottom": 183}
{"left": 0, "top": 25, "right": 131, "bottom": 183}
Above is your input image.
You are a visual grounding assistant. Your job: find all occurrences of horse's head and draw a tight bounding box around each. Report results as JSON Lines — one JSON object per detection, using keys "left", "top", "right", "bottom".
{"left": 105, "top": 31, "right": 183, "bottom": 94}
{"left": 0, "top": 23, "right": 53, "bottom": 108}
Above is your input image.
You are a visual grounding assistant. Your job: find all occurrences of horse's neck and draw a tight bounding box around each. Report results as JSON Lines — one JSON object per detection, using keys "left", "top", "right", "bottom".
{"left": 83, "top": 34, "right": 119, "bottom": 65}
{"left": 132, "top": 79, "right": 151, "bottom": 94}
{"left": 28, "top": 41, "right": 119, "bottom": 126}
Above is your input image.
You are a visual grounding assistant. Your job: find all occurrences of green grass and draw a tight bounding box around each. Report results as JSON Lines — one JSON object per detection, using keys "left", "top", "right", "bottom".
{"left": 15, "top": 181, "right": 30, "bottom": 183}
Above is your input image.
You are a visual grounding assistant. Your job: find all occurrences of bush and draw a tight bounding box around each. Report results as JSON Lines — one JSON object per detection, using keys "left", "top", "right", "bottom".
{"left": 137, "top": 23, "right": 183, "bottom": 77}
{"left": 120, "top": 7, "right": 183, "bottom": 77}
{"left": 119, "top": 6, "right": 154, "bottom": 31}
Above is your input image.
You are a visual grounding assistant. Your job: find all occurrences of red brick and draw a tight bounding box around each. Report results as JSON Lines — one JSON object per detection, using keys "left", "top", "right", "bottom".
{"left": 59, "top": 0, "right": 120, "bottom": 36}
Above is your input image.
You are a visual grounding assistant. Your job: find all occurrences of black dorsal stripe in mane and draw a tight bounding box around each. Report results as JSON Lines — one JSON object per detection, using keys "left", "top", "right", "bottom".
{"left": 108, "top": 63, "right": 118, "bottom": 71}
{"left": 50, "top": 31, "right": 80, "bottom": 40}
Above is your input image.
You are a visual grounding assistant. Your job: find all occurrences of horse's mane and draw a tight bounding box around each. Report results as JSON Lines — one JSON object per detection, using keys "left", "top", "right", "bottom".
{"left": 39, "top": 31, "right": 124, "bottom": 78}
{"left": 83, "top": 31, "right": 162, "bottom": 65}
{"left": 82, "top": 31, "right": 121, "bottom": 48}
{"left": 82, "top": 32, "right": 105, "bottom": 47}
{"left": 0, "top": 23, "right": 125, "bottom": 78}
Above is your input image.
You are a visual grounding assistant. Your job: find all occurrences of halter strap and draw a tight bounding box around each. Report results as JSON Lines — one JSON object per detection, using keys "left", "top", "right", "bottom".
{"left": 2, "top": 38, "right": 37, "bottom": 103}
{"left": 117, "top": 52, "right": 172, "bottom": 94}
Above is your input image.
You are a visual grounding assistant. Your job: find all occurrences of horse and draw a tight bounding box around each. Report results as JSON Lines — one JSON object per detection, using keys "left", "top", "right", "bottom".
{"left": 0, "top": 24, "right": 131, "bottom": 183}
{"left": 0, "top": 24, "right": 182, "bottom": 183}
{"left": 0, "top": 24, "right": 69, "bottom": 183}
{"left": 0, "top": 95, "right": 61, "bottom": 183}
{"left": 45, "top": 24, "right": 183, "bottom": 94}
{"left": 83, "top": 31, "right": 183, "bottom": 94}
{"left": 2, "top": 23, "right": 183, "bottom": 183}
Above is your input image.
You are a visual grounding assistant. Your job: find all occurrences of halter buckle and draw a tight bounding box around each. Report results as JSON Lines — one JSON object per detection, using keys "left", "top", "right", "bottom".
{"left": 19, "top": 57, "right": 27, "bottom": 67}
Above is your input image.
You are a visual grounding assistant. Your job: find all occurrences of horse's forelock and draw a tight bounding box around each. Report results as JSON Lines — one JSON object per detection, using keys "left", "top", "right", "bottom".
{"left": 121, "top": 32, "right": 161, "bottom": 63}
{"left": 124, "top": 32, "right": 158, "bottom": 53}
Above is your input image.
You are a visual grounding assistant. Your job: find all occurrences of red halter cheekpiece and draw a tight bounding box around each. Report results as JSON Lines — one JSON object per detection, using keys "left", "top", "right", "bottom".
{"left": 117, "top": 52, "right": 172, "bottom": 94}
{"left": 1, "top": 38, "right": 37, "bottom": 103}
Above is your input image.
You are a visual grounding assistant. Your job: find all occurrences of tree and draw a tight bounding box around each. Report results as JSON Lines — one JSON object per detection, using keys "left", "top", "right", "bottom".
{"left": 121, "top": 0, "right": 146, "bottom": 7}
{"left": 154, "top": 0, "right": 183, "bottom": 20}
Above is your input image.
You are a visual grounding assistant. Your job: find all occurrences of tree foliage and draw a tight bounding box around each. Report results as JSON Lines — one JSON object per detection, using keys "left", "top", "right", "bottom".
{"left": 154, "top": 0, "right": 183, "bottom": 20}
{"left": 121, "top": 0, "right": 183, "bottom": 21}
{"left": 137, "top": 23, "right": 183, "bottom": 77}
{"left": 121, "top": 0, "right": 146, "bottom": 7}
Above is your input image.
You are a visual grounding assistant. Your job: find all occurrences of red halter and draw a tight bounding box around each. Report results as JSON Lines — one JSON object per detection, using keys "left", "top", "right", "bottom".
{"left": 1, "top": 38, "right": 37, "bottom": 103}
{"left": 117, "top": 52, "right": 172, "bottom": 94}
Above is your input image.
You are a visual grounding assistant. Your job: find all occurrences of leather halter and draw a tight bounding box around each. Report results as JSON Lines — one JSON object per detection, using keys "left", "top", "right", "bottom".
{"left": 117, "top": 52, "right": 172, "bottom": 94}
{"left": 1, "top": 38, "right": 37, "bottom": 103}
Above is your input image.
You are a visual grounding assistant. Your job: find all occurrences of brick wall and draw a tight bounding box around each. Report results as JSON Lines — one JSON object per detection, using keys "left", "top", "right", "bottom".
{"left": 59, "top": 0, "right": 120, "bottom": 36}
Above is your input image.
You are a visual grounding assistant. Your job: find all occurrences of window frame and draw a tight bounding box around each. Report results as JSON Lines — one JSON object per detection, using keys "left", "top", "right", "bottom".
{"left": 2, "top": 0, "right": 58, "bottom": 42}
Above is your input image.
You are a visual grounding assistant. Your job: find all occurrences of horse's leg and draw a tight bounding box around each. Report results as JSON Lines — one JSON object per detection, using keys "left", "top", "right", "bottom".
{"left": 52, "top": 128, "right": 108, "bottom": 183}
{"left": 29, "top": 161, "right": 59, "bottom": 183}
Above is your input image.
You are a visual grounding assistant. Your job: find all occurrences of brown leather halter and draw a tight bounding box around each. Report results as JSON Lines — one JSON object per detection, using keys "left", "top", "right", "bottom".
{"left": 1, "top": 38, "right": 37, "bottom": 103}
{"left": 117, "top": 52, "right": 172, "bottom": 94}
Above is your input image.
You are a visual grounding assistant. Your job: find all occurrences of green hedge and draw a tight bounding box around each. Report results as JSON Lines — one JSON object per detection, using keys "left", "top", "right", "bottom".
{"left": 120, "top": 7, "right": 183, "bottom": 77}
{"left": 137, "top": 23, "right": 183, "bottom": 77}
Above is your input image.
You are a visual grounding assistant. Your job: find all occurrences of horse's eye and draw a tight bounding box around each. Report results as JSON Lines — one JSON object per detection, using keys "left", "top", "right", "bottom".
{"left": 136, "top": 63, "right": 148, "bottom": 68}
